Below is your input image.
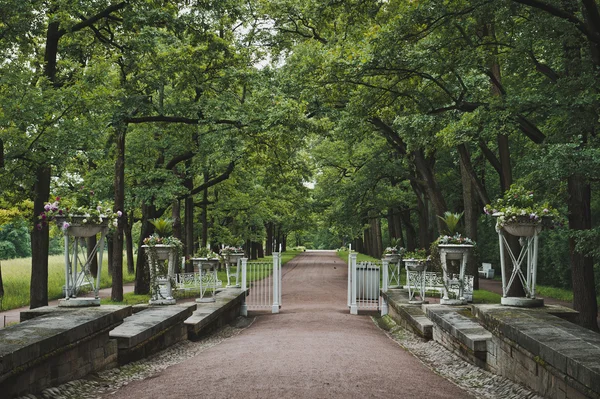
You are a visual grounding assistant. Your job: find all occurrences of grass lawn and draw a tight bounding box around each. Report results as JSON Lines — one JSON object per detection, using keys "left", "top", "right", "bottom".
{"left": 0, "top": 254, "right": 135, "bottom": 311}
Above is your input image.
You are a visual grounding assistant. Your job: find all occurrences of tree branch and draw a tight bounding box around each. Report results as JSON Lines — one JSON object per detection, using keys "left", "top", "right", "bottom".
{"left": 511, "top": 0, "right": 599, "bottom": 43}
{"left": 478, "top": 140, "right": 502, "bottom": 176}
{"left": 60, "top": 2, "right": 127, "bottom": 37}
{"left": 186, "top": 161, "right": 236, "bottom": 197}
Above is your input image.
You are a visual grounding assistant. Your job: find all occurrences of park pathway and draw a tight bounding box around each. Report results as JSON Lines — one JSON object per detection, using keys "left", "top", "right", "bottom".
{"left": 104, "top": 251, "right": 472, "bottom": 399}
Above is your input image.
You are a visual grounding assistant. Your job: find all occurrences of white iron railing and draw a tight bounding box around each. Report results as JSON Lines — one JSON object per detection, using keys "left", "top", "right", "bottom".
{"left": 241, "top": 252, "right": 281, "bottom": 315}
{"left": 348, "top": 253, "right": 383, "bottom": 315}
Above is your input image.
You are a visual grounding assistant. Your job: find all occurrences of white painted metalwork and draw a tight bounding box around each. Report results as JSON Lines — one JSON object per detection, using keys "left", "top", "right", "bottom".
{"left": 62, "top": 224, "right": 108, "bottom": 301}
{"left": 225, "top": 253, "right": 244, "bottom": 287}
{"left": 349, "top": 255, "right": 381, "bottom": 315}
{"left": 347, "top": 244, "right": 352, "bottom": 307}
{"left": 381, "top": 259, "right": 389, "bottom": 316}
{"left": 143, "top": 245, "right": 177, "bottom": 304}
{"left": 387, "top": 259, "right": 402, "bottom": 288}
{"left": 405, "top": 271, "right": 474, "bottom": 301}
{"left": 438, "top": 245, "right": 473, "bottom": 305}
{"left": 241, "top": 252, "right": 281, "bottom": 314}
{"left": 497, "top": 227, "right": 542, "bottom": 306}
{"left": 174, "top": 258, "right": 223, "bottom": 302}
{"left": 404, "top": 259, "right": 428, "bottom": 304}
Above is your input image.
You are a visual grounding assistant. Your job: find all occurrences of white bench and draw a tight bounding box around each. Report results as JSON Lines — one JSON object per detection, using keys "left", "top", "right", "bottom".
{"left": 478, "top": 263, "right": 495, "bottom": 279}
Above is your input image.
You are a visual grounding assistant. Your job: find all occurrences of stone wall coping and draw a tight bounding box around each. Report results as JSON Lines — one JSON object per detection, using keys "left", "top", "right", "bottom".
{"left": 109, "top": 303, "right": 197, "bottom": 349}
{"left": 472, "top": 304, "right": 600, "bottom": 395}
{"left": 425, "top": 305, "right": 492, "bottom": 353}
{"left": 382, "top": 289, "right": 433, "bottom": 338}
{"left": 185, "top": 288, "right": 247, "bottom": 333}
{"left": 1, "top": 306, "right": 131, "bottom": 379}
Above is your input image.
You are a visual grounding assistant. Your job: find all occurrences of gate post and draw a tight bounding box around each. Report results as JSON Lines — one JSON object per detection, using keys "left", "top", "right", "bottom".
{"left": 350, "top": 253, "right": 358, "bottom": 315}
{"left": 241, "top": 258, "right": 248, "bottom": 316}
{"left": 347, "top": 245, "right": 352, "bottom": 307}
{"left": 272, "top": 252, "right": 280, "bottom": 314}
{"left": 381, "top": 259, "right": 389, "bottom": 316}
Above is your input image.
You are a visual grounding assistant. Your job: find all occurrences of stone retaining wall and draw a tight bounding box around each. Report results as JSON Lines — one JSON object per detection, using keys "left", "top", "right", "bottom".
{"left": 1, "top": 306, "right": 131, "bottom": 398}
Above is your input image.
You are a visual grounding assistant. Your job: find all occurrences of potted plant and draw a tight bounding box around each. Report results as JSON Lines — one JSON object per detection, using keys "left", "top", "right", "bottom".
{"left": 142, "top": 218, "right": 182, "bottom": 304}
{"left": 435, "top": 212, "right": 475, "bottom": 260}
{"left": 192, "top": 247, "right": 221, "bottom": 271}
{"left": 383, "top": 238, "right": 404, "bottom": 263}
{"left": 484, "top": 185, "right": 560, "bottom": 237}
{"left": 220, "top": 245, "right": 244, "bottom": 264}
{"left": 434, "top": 212, "right": 475, "bottom": 305}
{"left": 402, "top": 248, "right": 429, "bottom": 272}
{"left": 39, "top": 197, "right": 120, "bottom": 238}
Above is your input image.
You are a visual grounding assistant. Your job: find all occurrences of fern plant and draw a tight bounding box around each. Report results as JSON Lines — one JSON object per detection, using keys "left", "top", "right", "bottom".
{"left": 437, "top": 211, "right": 463, "bottom": 235}
{"left": 149, "top": 218, "right": 173, "bottom": 237}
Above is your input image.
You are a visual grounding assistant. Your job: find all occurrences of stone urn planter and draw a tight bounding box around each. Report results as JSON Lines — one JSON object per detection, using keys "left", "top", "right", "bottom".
{"left": 384, "top": 253, "right": 400, "bottom": 263}
{"left": 143, "top": 244, "right": 177, "bottom": 305}
{"left": 403, "top": 258, "right": 427, "bottom": 272}
{"left": 502, "top": 222, "right": 542, "bottom": 237}
{"left": 192, "top": 257, "right": 220, "bottom": 272}
{"left": 57, "top": 215, "right": 109, "bottom": 238}
{"left": 225, "top": 253, "right": 244, "bottom": 264}
{"left": 438, "top": 244, "right": 474, "bottom": 305}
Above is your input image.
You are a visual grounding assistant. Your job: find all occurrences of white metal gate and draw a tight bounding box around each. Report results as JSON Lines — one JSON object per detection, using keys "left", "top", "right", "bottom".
{"left": 348, "top": 252, "right": 388, "bottom": 315}
{"left": 241, "top": 252, "right": 282, "bottom": 314}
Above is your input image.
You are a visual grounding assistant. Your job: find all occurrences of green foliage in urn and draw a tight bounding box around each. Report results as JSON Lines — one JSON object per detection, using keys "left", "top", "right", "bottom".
{"left": 403, "top": 248, "right": 427, "bottom": 260}
{"left": 484, "top": 185, "right": 561, "bottom": 229}
{"left": 194, "top": 247, "right": 220, "bottom": 259}
{"left": 149, "top": 218, "right": 173, "bottom": 237}
{"left": 437, "top": 212, "right": 463, "bottom": 236}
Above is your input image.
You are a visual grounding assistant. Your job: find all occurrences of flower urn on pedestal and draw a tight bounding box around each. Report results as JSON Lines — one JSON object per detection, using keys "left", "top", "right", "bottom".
{"left": 484, "top": 185, "right": 561, "bottom": 308}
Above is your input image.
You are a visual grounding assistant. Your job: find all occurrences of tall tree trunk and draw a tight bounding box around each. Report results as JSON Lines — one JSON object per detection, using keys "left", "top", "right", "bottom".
{"left": 107, "top": 231, "right": 114, "bottom": 277}
{"left": 265, "top": 222, "right": 273, "bottom": 256}
{"left": 413, "top": 150, "right": 447, "bottom": 231}
{"left": 183, "top": 162, "right": 194, "bottom": 272}
{"left": 112, "top": 123, "right": 126, "bottom": 302}
{"left": 568, "top": 176, "right": 598, "bottom": 331}
{"left": 251, "top": 242, "right": 259, "bottom": 260}
{"left": 29, "top": 18, "right": 61, "bottom": 310}
{"left": 172, "top": 200, "right": 182, "bottom": 240}
{"left": 387, "top": 208, "right": 395, "bottom": 243}
{"left": 400, "top": 209, "right": 416, "bottom": 251}
{"left": 135, "top": 203, "right": 159, "bottom": 295}
{"left": 30, "top": 165, "right": 51, "bottom": 309}
{"left": 416, "top": 191, "right": 429, "bottom": 250}
{"left": 200, "top": 170, "right": 209, "bottom": 249}
{"left": 87, "top": 236, "right": 98, "bottom": 278}
{"left": 460, "top": 155, "right": 480, "bottom": 290}
{"left": 125, "top": 211, "right": 135, "bottom": 274}
{"left": 258, "top": 242, "right": 264, "bottom": 258}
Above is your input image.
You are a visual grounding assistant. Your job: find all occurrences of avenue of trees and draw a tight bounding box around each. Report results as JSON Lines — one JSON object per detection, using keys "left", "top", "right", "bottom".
{"left": 0, "top": 0, "right": 598, "bottom": 331}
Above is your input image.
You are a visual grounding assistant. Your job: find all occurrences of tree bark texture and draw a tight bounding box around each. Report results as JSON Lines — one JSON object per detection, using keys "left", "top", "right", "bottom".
{"left": 460, "top": 155, "right": 480, "bottom": 290}
{"left": 30, "top": 165, "right": 51, "bottom": 309}
{"left": 568, "top": 175, "right": 598, "bottom": 331}
{"left": 111, "top": 124, "right": 126, "bottom": 302}
{"left": 125, "top": 211, "right": 135, "bottom": 274}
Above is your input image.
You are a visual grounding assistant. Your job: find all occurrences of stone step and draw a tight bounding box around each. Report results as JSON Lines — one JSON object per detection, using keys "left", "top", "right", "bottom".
{"left": 382, "top": 289, "right": 433, "bottom": 339}
{"left": 424, "top": 305, "right": 492, "bottom": 354}
{"left": 185, "top": 287, "right": 247, "bottom": 339}
{"left": 109, "top": 303, "right": 197, "bottom": 364}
